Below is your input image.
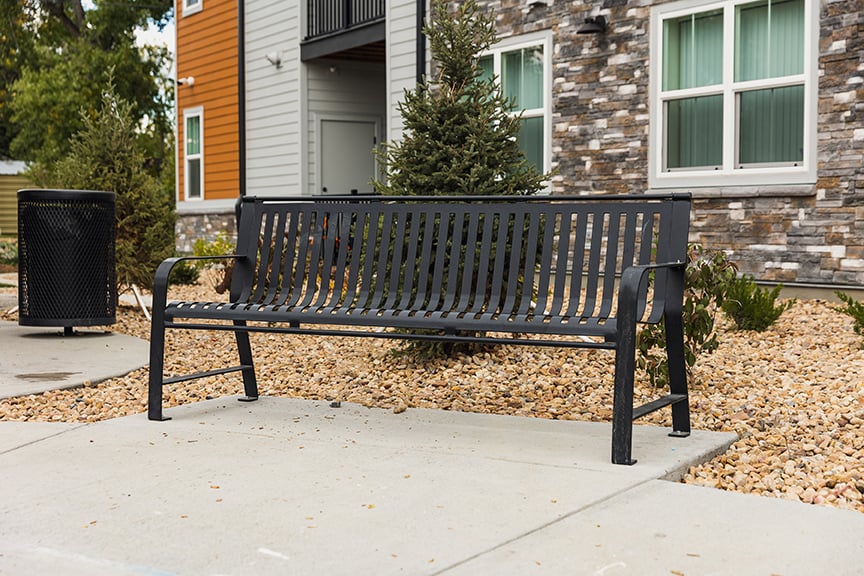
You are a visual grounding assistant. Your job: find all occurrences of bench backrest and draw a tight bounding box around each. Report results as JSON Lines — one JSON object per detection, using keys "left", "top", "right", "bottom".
{"left": 229, "top": 194, "right": 690, "bottom": 333}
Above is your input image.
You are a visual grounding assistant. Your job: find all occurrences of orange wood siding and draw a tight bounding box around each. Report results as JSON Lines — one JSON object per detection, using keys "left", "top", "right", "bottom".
{"left": 176, "top": 0, "right": 239, "bottom": 203}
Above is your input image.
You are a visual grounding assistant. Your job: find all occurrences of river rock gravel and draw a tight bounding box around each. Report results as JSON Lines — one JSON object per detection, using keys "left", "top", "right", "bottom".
{"left": 1, "top": 276, "right": 862, "bottom": 514}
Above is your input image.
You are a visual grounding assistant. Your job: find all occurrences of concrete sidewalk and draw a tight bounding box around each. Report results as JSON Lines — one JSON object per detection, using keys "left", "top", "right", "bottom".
{"left": 1, "top": 397, "right": 863, "bottom": 575}
{"left": 2, "top": 294, "right": 864, "bottom": 575}
{"left": 0, "top": 320, "right": 150, "bottom": 399}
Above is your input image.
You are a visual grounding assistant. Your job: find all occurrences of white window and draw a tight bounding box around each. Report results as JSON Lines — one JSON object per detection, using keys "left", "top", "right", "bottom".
{"left": 649, "top": 0, "right": 818, "bottom": 189}
{"left": 184, "top": 108, "right": 203, "bottom": 201}
{"left": 183, "top": 0, "right": 202, "bottom": 17}
{"left": 478, "top": 32, "right": 552, "bottom": 178}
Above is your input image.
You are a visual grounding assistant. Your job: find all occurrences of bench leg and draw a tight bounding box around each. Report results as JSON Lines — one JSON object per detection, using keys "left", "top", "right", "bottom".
{"left": 612, "top": 340, "right": 637, "bottom": 466}
{"left": 234, "top": 320, "right": 259, "bottom": 402}
{"left": 147, "top": 316, "right": 170, "bottom": 421}
{"left": 664, "top": 311, "right": 691, "bottom": 438}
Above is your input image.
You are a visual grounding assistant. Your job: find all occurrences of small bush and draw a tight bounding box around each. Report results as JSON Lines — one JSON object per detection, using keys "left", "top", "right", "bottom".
{"left": 835, "top": 291, "right": 864, "bottom": 342}
{"left": 721, "top": 275, "right": 794, "bottom": 331}
{"left": 192, "top": 233, "right": 235, "bottom": 265}
{"left": 193, "top": 233, "right": 236, "bottom": 294}
{"left": 169, "top": 261, "right": 200, "bottom": 286}
{"left": 637, "top": 244, "right": 738, "bottom": 388}
{"left": 0, "top": 239, "right": 16, "bottom": 265}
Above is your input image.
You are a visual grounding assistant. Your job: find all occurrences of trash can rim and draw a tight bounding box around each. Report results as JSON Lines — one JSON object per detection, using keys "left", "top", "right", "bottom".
{"left": 18, "top": 189, "right": 116, "bottom": 202}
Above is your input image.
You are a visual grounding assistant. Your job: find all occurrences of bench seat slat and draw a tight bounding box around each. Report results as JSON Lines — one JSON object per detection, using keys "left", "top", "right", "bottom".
{"left": 165, "top": 300, "right": 619, "bottom": 338}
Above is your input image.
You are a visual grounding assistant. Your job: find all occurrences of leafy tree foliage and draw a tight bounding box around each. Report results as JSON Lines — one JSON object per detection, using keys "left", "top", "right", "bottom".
{"left": 373, "top": 0, "right": 547, "bottom": 196}
{"left": 4, "top": 0, "right": 172, "bottom": 179}
{"left": 0, "top": 0, "right": 37, "bottom": 158}
{"left": 637, "top": 245, "right": 738, "bottom": 388}
{"left": 48, "top": 80, "right": 175, "bottom": 290}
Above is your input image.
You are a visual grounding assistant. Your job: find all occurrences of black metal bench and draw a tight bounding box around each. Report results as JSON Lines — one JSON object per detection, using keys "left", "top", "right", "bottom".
{"left": 148, "top": 193, "right": 692, "bottom": 465}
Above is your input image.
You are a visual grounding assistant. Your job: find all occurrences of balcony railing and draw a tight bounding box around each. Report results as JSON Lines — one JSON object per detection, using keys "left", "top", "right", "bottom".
{"left": 306, "top": 0, "right": 385, "bottom": 40}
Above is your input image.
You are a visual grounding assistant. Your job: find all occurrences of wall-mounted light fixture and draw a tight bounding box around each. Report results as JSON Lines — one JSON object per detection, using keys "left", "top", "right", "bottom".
{"left": 577, "top": 15, "right": 607, "bottom": 35}
{"left": 177, "top": 76, "right": 195, "bottom": 86}
{"left": 265, "top": 51, "right": 282, "bottom": 69}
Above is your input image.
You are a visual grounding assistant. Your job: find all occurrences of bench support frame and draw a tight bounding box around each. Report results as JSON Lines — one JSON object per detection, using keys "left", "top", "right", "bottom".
{"left": 147, "top": 194, "right": 692, "bottom": 465}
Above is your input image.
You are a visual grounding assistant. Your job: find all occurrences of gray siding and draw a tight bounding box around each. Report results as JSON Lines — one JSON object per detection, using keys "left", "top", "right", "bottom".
{"left": 305, "top": 60, "right": 387, "bottom": 194}
{"left": 386, "top": 0, "right": 421, "bottom": 142}
{"left": 242, "top": 0, "right": 421, "bottom": 196}
{"left": 244, "top": 0, "right": 303, "bottom": 196}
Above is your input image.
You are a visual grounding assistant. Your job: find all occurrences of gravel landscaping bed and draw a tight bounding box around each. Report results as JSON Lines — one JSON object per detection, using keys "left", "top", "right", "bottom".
{"left": 1, "top": 275, "right": 863, "bottom": 514}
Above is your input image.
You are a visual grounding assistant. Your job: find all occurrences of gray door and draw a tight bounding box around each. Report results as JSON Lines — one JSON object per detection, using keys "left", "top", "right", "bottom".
{"left": 320, "top": 119, "right": 377, "bottom": 195}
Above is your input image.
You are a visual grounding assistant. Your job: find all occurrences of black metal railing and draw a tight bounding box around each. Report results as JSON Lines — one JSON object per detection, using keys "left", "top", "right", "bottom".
{"left": 306, "top": 0, "right": 385, "bottom": 40}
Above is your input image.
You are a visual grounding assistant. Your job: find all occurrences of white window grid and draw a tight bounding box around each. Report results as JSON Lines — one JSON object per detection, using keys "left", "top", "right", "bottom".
{"left": 184, "top": 107, "right": 204, "bottom": 201}
{"left": 481, "top": 31, "right": 553, "bottom": 181}
{"left": 648, "top": 0, "right": 818, "bottom": 189}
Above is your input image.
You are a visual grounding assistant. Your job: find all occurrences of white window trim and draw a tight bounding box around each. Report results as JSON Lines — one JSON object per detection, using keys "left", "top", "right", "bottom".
{"left": 182, "top": 0, "right": 202, "bottom": 17}
{"left": 184, "top": 107, "right": 204, "bottom": 202}
{"left": 648, "top": 0, "right": 818, "bottom": 189}
{"left": 481, "top": 31, "right": 553, "bottom": 188}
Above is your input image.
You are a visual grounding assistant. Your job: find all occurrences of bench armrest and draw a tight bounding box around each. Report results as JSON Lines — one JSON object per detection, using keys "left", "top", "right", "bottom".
{"left": 618, "top": 260, "right": 686, "bottom": 326}
{"left": 152, "top": 255, "right": 246, "bottom": 310}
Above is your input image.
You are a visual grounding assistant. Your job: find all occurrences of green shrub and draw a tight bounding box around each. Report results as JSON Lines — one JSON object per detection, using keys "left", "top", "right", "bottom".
{"left": 192, "top": 232, "right": 237, "bottom": 294}
{"left": 835, "top": 291, "right": 864, "bottom": 342}
{"left": 168, "top": 261, "right": 200, "bottom": 286}
{"left": 372, "top": 0, "right": 548, "bottom": 197}
{"left": 192, "top": 233, "right": 235, "bottom": 265}
{"left": 0, "top": 239, "right": 16, "bottom": 265}
{"left": 637, "top": 244, "right": 738, "bottom": 388}
{"left": 721, "top": 275, "right": 794, "bottom": 331}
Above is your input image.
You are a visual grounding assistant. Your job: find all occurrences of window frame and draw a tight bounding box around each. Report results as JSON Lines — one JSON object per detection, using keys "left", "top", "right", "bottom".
{"left": 480, "top": 31, "right": 553, "bottom": 186}
{"left": 184, "top": 107, "right": 204, "bottom": 201}
{"left": 648, "top": 0, "right": 818, "bottom": 189}
{"left": 182, "top": 0, "right": 202, "bottom": 17}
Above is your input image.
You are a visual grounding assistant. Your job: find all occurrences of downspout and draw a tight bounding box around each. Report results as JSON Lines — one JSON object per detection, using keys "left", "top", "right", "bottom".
{"left": 416, "top": 0, "right": 426, "bottom": 85}
{"left": 237, "top": 0, "right": 246, "bottom": 196}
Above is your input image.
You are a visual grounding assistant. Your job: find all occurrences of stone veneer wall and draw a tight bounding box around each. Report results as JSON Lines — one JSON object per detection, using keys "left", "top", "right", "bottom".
{"left": 175, "top": 209, "right": 237, "bottom": 255}
{"left": 473, "top": 0, "right": 863, "bottom": 286}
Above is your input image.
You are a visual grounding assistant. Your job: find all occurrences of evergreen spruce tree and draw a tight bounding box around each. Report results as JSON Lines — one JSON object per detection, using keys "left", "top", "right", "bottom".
{"left": 373, "top": 0, "right": 547, "bottom": 196}
{"left": 49, "top": 78, "right": 175, "bottom": 290}
{"left": 372, "top": 0, "right": 547, "bottom": 358}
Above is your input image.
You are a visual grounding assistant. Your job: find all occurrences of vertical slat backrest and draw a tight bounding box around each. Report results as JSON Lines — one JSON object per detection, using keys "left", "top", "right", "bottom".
{"left": 478, "top": 208, "right": 512, "bottom": 319}
{"left": 274, "top": 206, "right": 301, "bottom": 307}
{"left": 532, "top": 210, "right": 558, "bottom": 316}
{"left": 382, "top": 208, "right": 410, "bottom": 310}
{"left": 230, "top": 197, "right": 262, "bottom": 303}
{"left": 549, "top": 208, "right": 574, "bottom": 318}
{"left": 232, "top": 195, "right": 689, "bottom": 327}
{"left": 366, "top": 206, "right": 394, "bottom": 310}
{"left": 437, "top": 207, "right": 465, "bottom": 315}
{"left": 499, "top": 210, "right": 525, "bottom": 316}
{"left": 580, "top": 211, "right": 606, "bottom": 319}
{"left": 351, "top": 206, "right": 375, "bottom": 308}
{"left": 458, "top": 207, "right": 482, "bottom": 313}
{"left": 516, "top": 207, "right": 543, "bottom": 315}
{"left": 564, "top": 208, "right": 589, "bottom": 318}
{"left": 338, "top": 207, "right": 371, "bottom": 308}
{"left": 466, "top": 210, "right": 497, "bottom": 314}
{"left": 250, "top": 207, "right": 277, "bottom": 305}
{"left": 645, "top": 196, "right": 690, "bottom": 322}
{"left": 396, "top": 211, "right": 424, "bottom": 310}
{"left": 409, "top": 209, "right": 438, "bottom": 310}
{"left": 262, "top": 209, "right": 289, "bottom": 305}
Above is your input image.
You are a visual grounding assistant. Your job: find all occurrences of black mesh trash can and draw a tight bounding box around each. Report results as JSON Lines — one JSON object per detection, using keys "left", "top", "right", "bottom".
{"left": 17, "top": 189, "right": 117, "bottom": 333}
